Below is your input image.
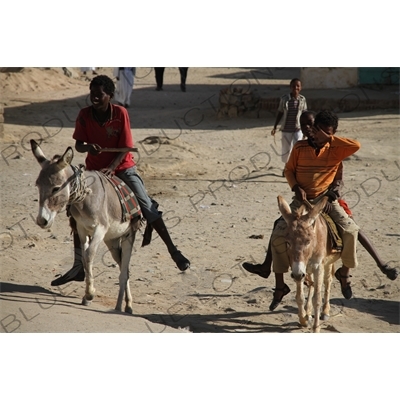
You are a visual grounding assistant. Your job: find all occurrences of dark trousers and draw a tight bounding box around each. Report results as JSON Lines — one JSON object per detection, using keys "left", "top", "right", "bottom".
{"left": 154, "top": 67, "right": 165, "bottom": 89}
{"left": 179, "top": 67, "right": 188, "bottom": 85}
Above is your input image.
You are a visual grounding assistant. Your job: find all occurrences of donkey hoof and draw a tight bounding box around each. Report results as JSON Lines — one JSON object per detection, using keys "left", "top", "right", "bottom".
{"left": 320, "top": 313, "right": 330, "bottom": 321}
{"left": 125, "top": 306, "right": 133, "bottom": 314}
{"left": 82, "top": 297, "right": 92, "bottom": 306}
{"left": 299, "top": 318, "right": 308, "bottom": 327}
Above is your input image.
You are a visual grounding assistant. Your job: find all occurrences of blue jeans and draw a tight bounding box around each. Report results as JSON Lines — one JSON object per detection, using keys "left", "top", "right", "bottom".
{"left": 116, "top": 167, "right": 161, "bottom": 224}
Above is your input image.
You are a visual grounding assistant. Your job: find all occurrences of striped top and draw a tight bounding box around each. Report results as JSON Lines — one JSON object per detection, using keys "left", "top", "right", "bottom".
{"left": 285, "top": 136, "right": 360, "bottom": 199}
{"left": 282, "top": 98, "right": 299, "bottom": 132}
{"left": 277, "top": 93, "right": 307, "bottom": 131}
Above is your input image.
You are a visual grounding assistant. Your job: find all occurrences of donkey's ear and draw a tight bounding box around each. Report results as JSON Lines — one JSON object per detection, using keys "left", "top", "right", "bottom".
{"left": 57, "top": 147, "right": 74, "bottom": 170}
{"left": 31, "top": 139, "right": 48, "bottom": 167}
{"left": 277, "top": 195, "right": 292, "bottom": 224}
{"left": 307, "top": 196, "right": 328, "bottom": 225}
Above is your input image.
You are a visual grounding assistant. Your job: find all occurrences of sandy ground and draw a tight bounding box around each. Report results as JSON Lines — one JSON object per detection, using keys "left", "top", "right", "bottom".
{"left": 1, "top": 67, "right": 399, "bottom": 333}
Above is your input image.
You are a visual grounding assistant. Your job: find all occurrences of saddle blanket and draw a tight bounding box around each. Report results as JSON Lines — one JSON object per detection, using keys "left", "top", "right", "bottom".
{"left": 321, "top": 212, "right": 343, "bottom": 253}
{"left": 104, "top": 175, "right": 142, "bottom": 222}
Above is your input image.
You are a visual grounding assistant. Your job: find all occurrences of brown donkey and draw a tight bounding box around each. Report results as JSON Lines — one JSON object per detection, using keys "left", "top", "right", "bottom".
{"left": 278, "top": 195, "right": 340, "bottom": 332}
{"left": 31, "top": 139, "right": 141, "bottom": 313}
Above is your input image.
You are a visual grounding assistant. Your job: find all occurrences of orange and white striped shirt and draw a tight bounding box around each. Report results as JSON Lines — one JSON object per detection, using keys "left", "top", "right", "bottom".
{"left": 285, "top": 136, "right": 360, "bottom": 199}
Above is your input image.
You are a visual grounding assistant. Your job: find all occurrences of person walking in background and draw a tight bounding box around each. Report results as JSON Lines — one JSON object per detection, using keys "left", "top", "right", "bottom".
{"left": 154, "top": 67, "right": 165, "bottom": 91}
{"left": 154, "top": 68, "right": 189, "bottom": 91}
{"left": 179, "top": 68, "right": 189, "bottom": 92}
{"left": 271, "top": 78, "right": 307, "bottom": 176}
{"left": 113, "top": 67, "right": 136, "bottom": 108}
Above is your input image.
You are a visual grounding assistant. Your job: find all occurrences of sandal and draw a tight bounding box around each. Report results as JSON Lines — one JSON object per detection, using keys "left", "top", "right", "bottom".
{"left": 379, "top": 264, "right": 398, "bottom": 281}
{"left": 242, "top": 262, "right": 271, "bottom": 279}
{"left": 269, "top": 283, "right": 291, "bottom": 311}
{"left": 334, "top": 268, "right": 352, "bottom": 299}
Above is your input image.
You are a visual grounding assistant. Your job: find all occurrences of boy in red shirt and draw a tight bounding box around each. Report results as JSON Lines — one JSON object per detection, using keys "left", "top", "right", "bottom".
{"left": 51, "top": 75, "right": 190, "bottom": 286}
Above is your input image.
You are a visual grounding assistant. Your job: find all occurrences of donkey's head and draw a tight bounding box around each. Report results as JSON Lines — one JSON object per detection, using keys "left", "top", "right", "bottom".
{"left": 31, "top": 139, "right": 74, "bottom": 229}
{"left": 277, "top": 195, "right": 327, "bottom": 281}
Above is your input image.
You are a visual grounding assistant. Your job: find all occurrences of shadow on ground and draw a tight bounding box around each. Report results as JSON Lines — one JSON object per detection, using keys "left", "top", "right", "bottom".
{"left": 330, "top": 297, "right": 399, "bottom": 326}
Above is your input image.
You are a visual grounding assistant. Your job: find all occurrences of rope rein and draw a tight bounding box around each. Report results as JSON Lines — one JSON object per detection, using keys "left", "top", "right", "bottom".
{"left": 68, "top": 164, "right": 91, "bottom": 204}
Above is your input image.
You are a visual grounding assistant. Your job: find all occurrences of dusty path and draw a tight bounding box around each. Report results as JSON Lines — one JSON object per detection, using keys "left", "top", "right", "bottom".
{"left": 1, "top": 67, "right": 399, "bottom": 333}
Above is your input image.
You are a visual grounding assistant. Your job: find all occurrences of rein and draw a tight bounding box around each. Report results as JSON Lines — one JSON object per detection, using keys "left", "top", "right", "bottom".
{"left": 303, "top": 199, "right": 314, "bottom": 210}
{"left": 68, "top": 164, "right": 90, "bottom": 204}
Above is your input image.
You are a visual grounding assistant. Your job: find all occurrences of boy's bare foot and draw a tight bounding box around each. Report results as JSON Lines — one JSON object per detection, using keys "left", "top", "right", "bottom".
{"left": 379, "top": 263, "right": 399, "bottom": 280}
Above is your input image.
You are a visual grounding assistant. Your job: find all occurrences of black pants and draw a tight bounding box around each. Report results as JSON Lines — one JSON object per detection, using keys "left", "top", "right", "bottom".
{"left": 179, "top": 67, "right": 188, "bottom": 85}
{"left": 154, "top": 67, "right": 188, "bottom": 89}
{"left": 154, "top": 67, "right": 165, "bottom": 89}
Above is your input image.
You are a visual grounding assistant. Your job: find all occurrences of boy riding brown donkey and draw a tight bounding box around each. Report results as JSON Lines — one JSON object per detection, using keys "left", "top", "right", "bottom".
{"left": 243, "top": 110, "right": 398, "bottom": 310}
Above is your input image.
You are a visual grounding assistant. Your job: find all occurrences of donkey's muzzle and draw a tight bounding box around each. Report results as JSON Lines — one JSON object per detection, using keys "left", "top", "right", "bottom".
{"left": 291, "top": 272, "right": 305, "bottom": 282}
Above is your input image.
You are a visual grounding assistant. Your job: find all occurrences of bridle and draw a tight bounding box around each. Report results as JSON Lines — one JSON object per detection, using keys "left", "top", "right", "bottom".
{"left": 68, "top": 164, "right": 90, "bottom": 204}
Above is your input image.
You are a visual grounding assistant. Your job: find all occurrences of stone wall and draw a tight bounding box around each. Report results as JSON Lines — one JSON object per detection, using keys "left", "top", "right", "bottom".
{"left": 218, "top": 87, "right": 261, "bottom": 118}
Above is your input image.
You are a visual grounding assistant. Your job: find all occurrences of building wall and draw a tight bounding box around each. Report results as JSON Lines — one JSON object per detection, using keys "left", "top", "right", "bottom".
{"left": 300, "top": 67, "right": 358, "bottom": 89}
{"left": 358, "top": 67, "right": 399, "bottom": 85}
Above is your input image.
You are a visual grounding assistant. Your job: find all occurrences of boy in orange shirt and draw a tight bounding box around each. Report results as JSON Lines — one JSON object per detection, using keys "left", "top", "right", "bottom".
{"left": 270, "top": 110, "right": 360, "bottom": 307}
{"left": 243, "top": 110, "right": 398, "bottom": 310}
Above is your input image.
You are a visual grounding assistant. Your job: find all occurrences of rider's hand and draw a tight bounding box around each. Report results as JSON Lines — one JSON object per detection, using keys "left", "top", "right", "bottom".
{"left": 311, "top": 125, "right": 332, "bottom": 148}
{"left": 323, "top": 190, "right": 338, "bottom": 214}
{"left": 323, "top": 200, "right": 333, "bottom": 214}
{"left": 88, "top": 144, "right": 102, "bottom": 155}
{"left": 271, "top": 128, "right": 276, "bottom": 136}
{"left": 292, "top": 184, "right": 307, "bottom": 202}
{"left": 100, "top": 167, "right": 115, "bottom": 177}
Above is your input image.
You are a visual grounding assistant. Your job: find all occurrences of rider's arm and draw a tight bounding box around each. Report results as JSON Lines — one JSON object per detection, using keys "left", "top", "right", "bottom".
{"left": 327, "top": 162, "right": 344, "bottom": 201}
{"left": 75, "top": 140, "right": 101, "bottom": 155}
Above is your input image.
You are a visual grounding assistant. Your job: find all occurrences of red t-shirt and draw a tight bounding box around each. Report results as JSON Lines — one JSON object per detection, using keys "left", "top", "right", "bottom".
{"left": 73, "top": 104, "right": 136, "bottom": 172}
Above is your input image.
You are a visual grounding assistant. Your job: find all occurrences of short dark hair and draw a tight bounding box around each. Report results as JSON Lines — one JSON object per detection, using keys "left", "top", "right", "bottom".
{"left": 301, "top": 110, "right": 316, "bottom": 118}
{"left": 314, "top": 109, "right": 338, "bottom": 131}
{"left": 290, "top": 78, "right": 301, "bottom": 85}
{"left": 90, "top": 75, "right": 115, "bottom": 95}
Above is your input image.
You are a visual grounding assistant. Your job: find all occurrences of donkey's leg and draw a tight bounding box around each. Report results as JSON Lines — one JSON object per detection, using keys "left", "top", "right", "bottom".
{"left": 321, "top": 263, "right": 334, "bottom": 320}
{"left": 105, "top": 238, "right": 124, "bottom": 311}
{"left": 305, "top": 273, "right": 314, "bottom": 326}
{"left": 79, "top": 235, "right": 92, "bottom": 306}
{"left": 312, "top": 266, "right": 324, "bottom": 333}
{"left": 296, "top": 280, "right": 308, "bottom": 327}
{"left": 105, "top": 239, "right": 122, "bottom": 266}
{"left": 118, "top": 230, "right": 136, "bottom": 314}
{"left": 81, "top": 229, "right": 104, "bottom": 305}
